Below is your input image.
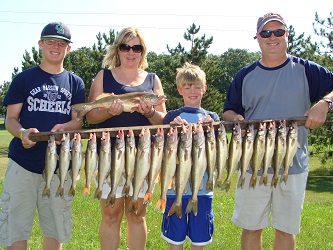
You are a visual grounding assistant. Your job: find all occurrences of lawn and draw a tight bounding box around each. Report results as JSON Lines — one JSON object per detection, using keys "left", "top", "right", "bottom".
{"left": 0, "top": 123, "right": 332, "bottom": 249}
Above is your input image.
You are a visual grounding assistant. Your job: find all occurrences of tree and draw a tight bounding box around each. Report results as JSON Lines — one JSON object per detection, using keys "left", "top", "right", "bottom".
{"left": 313, "top": 11, "right": 333, "bottom": 53}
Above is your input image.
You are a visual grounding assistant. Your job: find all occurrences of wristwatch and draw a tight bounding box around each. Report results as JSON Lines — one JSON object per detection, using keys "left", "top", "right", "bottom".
{"left": 322, "top": 98, "right": 333, "bottom": 111}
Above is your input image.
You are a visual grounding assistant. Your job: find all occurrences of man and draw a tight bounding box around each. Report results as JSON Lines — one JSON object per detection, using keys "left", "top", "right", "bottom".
{"left": 223, "top": 12, "right": 333, "bottom": 250}
{"left": 0, "top": 22, "right": 85, "bottom": 250}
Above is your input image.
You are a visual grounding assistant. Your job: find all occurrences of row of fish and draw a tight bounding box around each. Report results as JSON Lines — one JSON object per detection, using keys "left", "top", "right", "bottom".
{"left": 42, "top": 119, "right": 299, "bottom": 217}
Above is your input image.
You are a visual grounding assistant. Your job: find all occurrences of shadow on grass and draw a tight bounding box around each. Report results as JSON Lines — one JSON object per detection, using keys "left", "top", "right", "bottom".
{"left": 306, "top": 175, "right": 333, "bottom": 194}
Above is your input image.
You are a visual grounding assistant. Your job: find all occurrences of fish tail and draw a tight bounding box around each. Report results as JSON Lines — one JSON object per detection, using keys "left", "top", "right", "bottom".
{"left": 127, "top": 199, "right": 138, "bottom": 214}
{"left": 56, "top": 187, "right": 64, "bottom": 198}
{"left": 206, "top": 180, "right": 214, "bottom": 191}
{"left": 280, "top": 173, "right": 288, "bottom": 184}
{"left": 68, "top": 186, "right": 76, "bottom": 197}
{"left": 249, "top": 177, "right": 257, "bottom": 189}
{"left": 106, "top": 193, "right": 116, "bottom": 207}
{"left": 220, "top": 180, "right": 231, "bottom": 192}
{"left": 82, "top": 186, "right": 91, "bottom": 196}
{"left": 72, "top": 104, "right": 90, "bottom": 121}
{"left": 155, "top": 198, "right": 166, "bottom": 213}
{"left": 271, "top": 176, "right": 279, "bottom": 188}
{"left": 185, "top": 199, "right": 198, "bottom": 216}
{"left": 121, "top": 184, "right": 130, "bottom": 197}
{"left": 143, "top": 192, "right": 153, "bottom": 205}
{"left": 94, "top": 189, "right": 102, "bottom": 200}
{"left": 215, "top": 176, "right": 222, "bottom": 188}
{"left": 42, "top": 187, "right": 50, "bottom": 198}
{"left": 259, "top": 175, "right": 267, "bottom": 186}
{"left": 168, "top": 203, "right": 182, "bottom": 218}
{"left": 237, "top": 176, "right": 245, "bottom": 189}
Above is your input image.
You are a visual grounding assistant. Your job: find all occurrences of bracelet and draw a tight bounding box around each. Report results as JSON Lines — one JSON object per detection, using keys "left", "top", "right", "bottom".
{"left": 20, "top": 129, "right": 27, "bottom": 140}
{"left": 144, "top": 108, "right": 155, "bottom": 118}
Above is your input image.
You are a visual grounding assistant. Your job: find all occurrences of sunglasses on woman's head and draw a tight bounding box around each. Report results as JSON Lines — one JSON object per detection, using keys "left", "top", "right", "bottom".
{"left": 259, "top": 29, "right": 286, "bottom": 38}
{"left": 119, "top": 44, "right": 143, "bottom": 53}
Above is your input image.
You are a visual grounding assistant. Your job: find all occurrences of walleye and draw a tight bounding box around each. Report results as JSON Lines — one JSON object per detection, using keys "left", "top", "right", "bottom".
{"left": 205, "top": 123, "right": 217, "bottom": 191}
{"left": 42, "top": 135, "right": 58, "bottom": 197}
{"left": 94, "top": 131, "right": 111, "bottom": 200}
{"left": 68, "top": 133, "right": 83, "bottom": 196}
{"left": 56, "top": 133, "right": 71, "bottom": 198}
{"left": 122, "top": 129, "right": 136, "bottom": 197}
{"left": 106, "top": 130, "right": 126, "bottom": 207}
{"left": 238, "top": 124, "right": 254, "bottom": 189}
{"left": 272, "top": 120, "right": 287, "bottom": 188}
{"left": 249, "top": 122, "right": 267, "bottom": 189}
{"left": 221, "top": 122, "right": 242, "bottom": 192}
{"left": 144, "top": 127, "right": 164, "bottom": 205}
{"left": 72, "top": 92, "right": 167, "bottom": 121}
{"left": 128, "top": 128, "right": 151, "bottom": 214}
{"left": 82, "top": 132, "right": 98, "bottom": 196}
{"left": 215, "top": 123, "right": 228, "bottom": 188}
{"left": 156, "top": 126, "right": 178, "bottom": 213}
{"left": 186, "top": 123, "right": 206, "bottom": 216}
{"left": 168, "top": 124, "right": 192, "bottom": 218}
{"left": 260, "top": 121, "right": 276, "bottom": 186}
{"left": 281, "top": 121, "right": 299, "bottom": 184}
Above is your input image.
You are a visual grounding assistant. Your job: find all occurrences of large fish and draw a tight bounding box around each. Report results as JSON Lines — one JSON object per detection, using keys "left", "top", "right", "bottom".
{"left": 144, "top": 127, "right": 164, "bottom": 205}
{"left": 215, "top": 123, "right": 228, "bottom": 188}
{"left": 82, "top": 132, "right": 98, "bottom": 196}
{"left": 272, "top": 120, "right": 287, "bottom": 188}
{"left": 238, "top": 124, "right": 254, "bottom": 189}
{"left": 281, "top": 121, "right": 299, "bottom": 184}
{"left": 155, "top": 126, "right": 178, "bottom": 213}
{"left": 128, "top": 128, "right": 151, "bottom": 214}
{"left": 68, "top": 133, "right": 83, "bottom": 196}
{"left": 186, "top": 123, "right": 207, "bottom": 216}
{"left": 205, "top": 123, "right": 217, "bottom": 191}
{"left": 221, "top": 122, "right": 242, "bottom": 192}
{"left": 42, "top": 135, "right": 58, "bottom": 197}
{"left": 106, "top": 130, "right": 126, "bottom": 207}
{"left": 72, "top": 92, "right": 167, "bottom": 121}
{"left": 94, "top": 131, "right": 111, "bottom": 200}
{"left": 249, "top": 122, "right": 267, "bottom": 189}
{"left": 260, "top": 121, "right": 276, "bottom": 186}
{"left": 168, "top": 124, "right": 192, "bottom": 218}
{"left": 56, "top": 133, "right": 71, "bottom": 198}
{"left": 122, "top": 129, "right": 136, "bottom": 197}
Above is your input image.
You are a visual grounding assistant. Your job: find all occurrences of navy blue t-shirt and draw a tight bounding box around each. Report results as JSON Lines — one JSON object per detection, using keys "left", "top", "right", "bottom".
{"left": 3, "top": 66, "right": 86, "bottom": 174}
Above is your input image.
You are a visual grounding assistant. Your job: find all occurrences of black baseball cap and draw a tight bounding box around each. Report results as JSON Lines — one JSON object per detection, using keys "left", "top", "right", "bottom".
{"left": 40, "top": 22, "right": 72, "bottom": 42}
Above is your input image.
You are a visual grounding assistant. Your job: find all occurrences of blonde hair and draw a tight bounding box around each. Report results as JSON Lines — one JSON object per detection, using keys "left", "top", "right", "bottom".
{"left": 176, "top": 62, "right": 206, "bottom": 88}
{"left": 102, "top": 27, "right": 148, "bottom": 69}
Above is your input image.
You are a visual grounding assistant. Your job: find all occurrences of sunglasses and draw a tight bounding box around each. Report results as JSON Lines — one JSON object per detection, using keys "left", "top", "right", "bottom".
{"left": 43, "top": 39, "right": 69, "bottom": 47}
{"left": 259, "top": 29, "right": 286, "bottom": 38}
{"left": 119, "top": 44, "right": 143, "bottom": 53}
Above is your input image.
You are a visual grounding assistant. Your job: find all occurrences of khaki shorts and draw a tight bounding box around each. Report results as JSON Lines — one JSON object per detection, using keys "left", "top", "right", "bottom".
{"left": 231, "top": 171, "right": 308, "bottom": 235}
{"left": 0, "top": 159, "right": 73, "bottom": 247}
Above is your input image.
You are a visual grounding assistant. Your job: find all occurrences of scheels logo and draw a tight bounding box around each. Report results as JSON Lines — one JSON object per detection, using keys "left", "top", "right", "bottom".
{"left": 55, "top": 24, "right": 65, "bottom": 35}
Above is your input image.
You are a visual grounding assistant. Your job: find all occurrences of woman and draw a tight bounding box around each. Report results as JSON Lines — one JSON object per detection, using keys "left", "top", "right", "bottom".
{"left": 86, "top": 27, "right": 166, "bottom": 250}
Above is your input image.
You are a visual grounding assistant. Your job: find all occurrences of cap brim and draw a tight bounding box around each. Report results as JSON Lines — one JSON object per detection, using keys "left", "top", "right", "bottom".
{"left": 41, "top": 35, "right": 72, "bottom": 43}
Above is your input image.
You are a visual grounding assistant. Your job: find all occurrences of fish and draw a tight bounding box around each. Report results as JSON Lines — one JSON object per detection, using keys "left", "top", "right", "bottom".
{"left": 168, "top": 124, "right": 192, "bottom": 218}
{"left": 221, "top": 122, "right": 242, "bottom": 192}
{"left": 106, "top": 130, "right": 126, "bottom": 207}
{"left": 68, "top": 133, "right": 83, "bottom": 196}
{"left": 260, "top": 121, "right": 276, "bottom": 186}
{"left": 249, "top": 122, "right": 267, "bottom": 189}
{"left": 186, "top": 123, "right": 207, "bottom": 216}
{"left": 56, "top": 133, "right": 71, "bottom": 198}
{"left": 94, "top": 131, "right": 111, "bottom": 200}
{"left": 237, "top": 124, "right": 254, "bottom": 189}
{"left": 215, "top": 123, "right": 228, "bottom": 188}
{"left": 122, "top": 129, "right": 136, "bottom": 197}
{"left": 128, "top": 128, "right": 151, "bottom": 214}
{"left": 155, "top": 126, "right": 178, "bottom": 213}
{"left": 72, "top": 92, "right": 167, "bottom": 121}
{"left": 144, "top": 127, "right": 164, "bottom": 205}
{"left": 205, "top": 123, "right": 217, "bottom": 192}
{"left": 271, "top": 120, "right": 287, "bottom": 188}
{"left": 281, "top": 121, "right": 299, "bottom": 184}
{"left": 42, "top": 135, "right": 58, "bottom": 197}
{"left": 82, "top": 132, "right": 98, "bottom": 196}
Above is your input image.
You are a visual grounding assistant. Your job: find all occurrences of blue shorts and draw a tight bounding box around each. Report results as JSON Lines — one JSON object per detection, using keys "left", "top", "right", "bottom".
{"left": 161, "top": 195, "right": 214, "bottom": 246}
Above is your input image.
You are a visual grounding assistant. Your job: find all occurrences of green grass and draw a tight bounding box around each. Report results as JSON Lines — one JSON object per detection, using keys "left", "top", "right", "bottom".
{"left": 0, "top": 124, "right": 332, "bottom": 250}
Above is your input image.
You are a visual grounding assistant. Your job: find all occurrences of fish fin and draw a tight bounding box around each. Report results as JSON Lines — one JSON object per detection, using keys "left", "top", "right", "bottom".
{"left": 56, "top": 187, "right": 64, "bottom": 198}
{"left": 122, "top": 184, "right": 130, "bottom": 197}
{"left": 143, "top": 192, "right": 153, "bottom": 205}
{"left": 271, "top": 176, "right": 279, "bottom": 188}
{"left": 82, "top": 186, "right": 91, "bottom": 196}
{"left": 168, "top": 202, "right": 182, "bottom": 218}
{"left": 68, "top": 186, "right": 76, "bottom": 196}
{"left": 155, "top": 198, "right": 166, "bottom": 213}
{"left": 237, "top": 176, "right": 245, "bottom": 189}
{"left": 249, "top": 176, "right": 257, "bottom": 189}
{"left": 106, "top": 193, "right": 116, "bottom": 207}
{"left": 185, "top": 198, "right": 198, "bottom": 216}
{"left": 127, "top": 199, "right": 138, "bottom": 214}
{"left": 206, "top": 180, "right": 214, "bottom": 191}
{"left": 71, "top": 103, "right": 90, "bottom": 121}
{"left": 280, "top": 173, "right": 288, "bottom": 184}
{"left": 259, "top": 175, "right": 267, "bottom": 186}
{"left": 94, "top": 189, "right": 102, "bottom": 200}
{"left": 42, "top": 187, "right": 51, "bottom": 198}
{"left": 220, "top": 180, "right": 231, "bottom": 192}
{"left": 95, "top": 92, "right": 114, "bottom": 100}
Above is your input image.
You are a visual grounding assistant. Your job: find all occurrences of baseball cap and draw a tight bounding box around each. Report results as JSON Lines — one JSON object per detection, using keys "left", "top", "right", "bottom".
{"left": 40, "top": 22, "right": 72, "bottom": 42}
{"left": 256, "top": 13, "right": 287, "bottom": 33}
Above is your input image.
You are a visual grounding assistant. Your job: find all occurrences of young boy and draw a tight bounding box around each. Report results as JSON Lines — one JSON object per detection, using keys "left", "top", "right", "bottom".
{"left": 161, "top": 62, "right": 220, "bottom": 249}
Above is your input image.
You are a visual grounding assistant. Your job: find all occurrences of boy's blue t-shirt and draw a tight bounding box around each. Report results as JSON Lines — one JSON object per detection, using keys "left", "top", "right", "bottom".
{"left": 163, "top": 106, "right": 220, "bottom": 196}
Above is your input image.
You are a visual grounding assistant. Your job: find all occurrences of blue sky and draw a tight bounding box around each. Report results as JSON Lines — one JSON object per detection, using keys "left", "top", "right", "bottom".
{"left": 0, "top": 0, "right": 332, "bottom": 84}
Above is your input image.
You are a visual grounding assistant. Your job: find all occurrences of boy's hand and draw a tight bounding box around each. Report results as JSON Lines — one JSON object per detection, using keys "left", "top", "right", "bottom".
{"left": 170, "top": 116, "right": 188, "bottom": 125}
{"left": 198, "top": 115, "right": 213, "bottom": 124}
